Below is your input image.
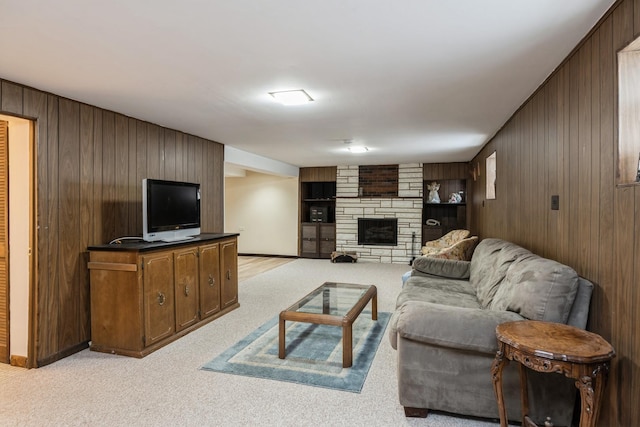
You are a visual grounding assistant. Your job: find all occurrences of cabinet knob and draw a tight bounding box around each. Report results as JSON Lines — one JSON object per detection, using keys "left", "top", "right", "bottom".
{"left": 184, "top": 285, "right": 190, "bottom": 296}
{"left": 157, "top": 292, "right": 166, "bottom": 306}
{"left": 208, "top": 274, "right": 215, "bottom": 286}
{"left": 226, "top": 270, "right": 231, "bottom": 280}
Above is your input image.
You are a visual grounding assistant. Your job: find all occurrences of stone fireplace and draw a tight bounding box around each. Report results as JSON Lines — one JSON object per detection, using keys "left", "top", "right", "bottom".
{"left": 335, "top": 164, "right": 422, "bottom": 264}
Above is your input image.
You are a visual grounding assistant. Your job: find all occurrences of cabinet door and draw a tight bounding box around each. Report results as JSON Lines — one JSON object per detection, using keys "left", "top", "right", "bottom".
{"left": 318, "top": 223, "right": 335, "bottom": 258}
{"left": 174, "top": 248, "right": 200, "bottom": 331}
{"left": 199, "top": 243, "right": 221, "bottom": 318}
{"left": 301, "top": 222, "right": 319, "bottom": 258}
{"left": 142, "top": 252, "right": 175, "bottom": 346}
{"left": 220, "top": 239, "right": 238, "bottom": 309}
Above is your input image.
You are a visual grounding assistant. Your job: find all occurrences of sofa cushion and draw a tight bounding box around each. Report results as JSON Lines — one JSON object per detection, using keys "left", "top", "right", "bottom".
{"left": 391, "top": 301, "right": 524, "bottom": 354}
{"left": 470, "top": 239, "right": 532, "bottom": 308}
{"left": 411, "top": 256, "right": 471, "bottom": 279}
{"left": 489, "top": 255, "right": 579, "bottom": 323}
{"left": 397, "top": 278, "right": 479, "bottom": 309}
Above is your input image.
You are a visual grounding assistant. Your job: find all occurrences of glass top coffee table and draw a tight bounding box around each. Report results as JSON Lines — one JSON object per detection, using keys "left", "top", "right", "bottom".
{"left": 278, "top": 282, "right": 377, "bottom": 368}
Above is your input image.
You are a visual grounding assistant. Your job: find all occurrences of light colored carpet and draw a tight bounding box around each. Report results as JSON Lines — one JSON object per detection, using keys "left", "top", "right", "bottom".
{"left": 0, "top": 259, "right": 505, "bottom": 426}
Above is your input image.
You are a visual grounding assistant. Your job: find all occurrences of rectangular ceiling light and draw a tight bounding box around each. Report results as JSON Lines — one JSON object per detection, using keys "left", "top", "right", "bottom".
{"left": 269, "top": 89, "right": 313, "bottom": 105}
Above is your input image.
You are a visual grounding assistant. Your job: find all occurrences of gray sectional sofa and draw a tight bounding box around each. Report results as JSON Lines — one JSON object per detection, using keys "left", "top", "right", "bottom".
{"left": 389, "top": 238, "right": 593, "bottom": 425}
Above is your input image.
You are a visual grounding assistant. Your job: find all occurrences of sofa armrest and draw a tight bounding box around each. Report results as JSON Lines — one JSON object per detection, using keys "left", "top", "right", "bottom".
{"left": 393, "top": 301, "right": 524, "bottom": 354}
{"left": 411, "top": 256, "right": 471, "bottom": 279}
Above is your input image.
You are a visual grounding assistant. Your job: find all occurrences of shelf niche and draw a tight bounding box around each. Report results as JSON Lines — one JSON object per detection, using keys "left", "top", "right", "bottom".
{"left": 422, "top": 162, "right": 469, "bottom": 244}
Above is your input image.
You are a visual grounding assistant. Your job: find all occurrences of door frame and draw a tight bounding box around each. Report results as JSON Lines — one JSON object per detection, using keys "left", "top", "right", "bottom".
{"left": 0, "top": 114, "right": 37, "bottom": 368}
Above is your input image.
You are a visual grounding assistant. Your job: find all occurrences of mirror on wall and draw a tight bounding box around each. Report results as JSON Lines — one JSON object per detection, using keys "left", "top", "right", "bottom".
{"left": 618, "top": 36, "right": 640, "bottom": 185}
{"left": 486, "top": 151, "right": 496, "bottom": 200}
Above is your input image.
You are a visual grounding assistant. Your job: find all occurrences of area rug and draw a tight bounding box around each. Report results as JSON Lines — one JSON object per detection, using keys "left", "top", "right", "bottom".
{"left": 201, "top": 311, "right": 390, "bottom": 393}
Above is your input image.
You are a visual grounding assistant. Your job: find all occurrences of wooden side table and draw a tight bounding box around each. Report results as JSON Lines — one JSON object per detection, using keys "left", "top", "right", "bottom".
{"left": 491, "top": 321, "right": 615, "bottom": 427}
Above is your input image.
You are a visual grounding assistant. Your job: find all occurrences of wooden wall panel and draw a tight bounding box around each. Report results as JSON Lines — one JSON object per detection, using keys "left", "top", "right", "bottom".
{"left": 0, "top": 77, "right": 225, "bottom": 366}
{"left": 299, "top": 166, "right": 337, "bottom": 182}
{"left": 58, "top": 98, "right": 80, "bottom": 350}
{"left": 164, "top": 129, "right": 176, "bottom": 181}
{"left": 127, "top": 118, "right": 138, "bottom": 233}
{"left": 470, "top": 1, "right": 640, "bottom": 424}
{"left": 1, "top": 81, "right": 22, "bottom": 115}
{"left": 114, "top": 114, "right": 129, "bottom": 238}
{"left": 135, "top": 121, "right": 147, "bottom": 236}
{"left": 79, "top": 104, "right": 94, "bottom": 341}
{"left": 43, "top": 94, "right": 59, "bottom": 361}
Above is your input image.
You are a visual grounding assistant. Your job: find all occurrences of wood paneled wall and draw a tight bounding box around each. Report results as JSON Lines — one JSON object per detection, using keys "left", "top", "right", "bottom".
{"left": 298, "top": 166, "right": 337, "bottom": 182}
{"left": 470, "top": 1, "right": 639, "bottom": 425}
{"left": 0, "top": 79, "right": 225, "bottom": 367}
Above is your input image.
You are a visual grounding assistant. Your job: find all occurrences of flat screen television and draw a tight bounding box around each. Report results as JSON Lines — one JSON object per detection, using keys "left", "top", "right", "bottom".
{"left": 142, "top": 178, "right": 201, "bottom": 242}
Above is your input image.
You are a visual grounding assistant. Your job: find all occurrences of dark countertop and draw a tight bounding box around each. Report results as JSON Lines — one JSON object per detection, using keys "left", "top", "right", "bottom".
{"left": 88, "top": 232, "right": 239, "bottom": 252}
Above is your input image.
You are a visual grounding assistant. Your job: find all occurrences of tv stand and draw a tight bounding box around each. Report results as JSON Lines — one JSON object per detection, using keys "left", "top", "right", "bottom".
{"left": 87, "top": 233, "right": 239, "bottom": 358}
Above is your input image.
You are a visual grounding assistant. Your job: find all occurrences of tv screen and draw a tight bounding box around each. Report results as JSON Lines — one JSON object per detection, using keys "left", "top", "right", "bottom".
{"left": 142, "top": 178, "right": 201, "bottom": 242}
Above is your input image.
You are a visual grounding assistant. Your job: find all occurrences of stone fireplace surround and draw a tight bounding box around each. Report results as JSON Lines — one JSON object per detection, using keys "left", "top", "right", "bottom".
{"left": 335, "top": 164, "right": 423, "bottom": 264}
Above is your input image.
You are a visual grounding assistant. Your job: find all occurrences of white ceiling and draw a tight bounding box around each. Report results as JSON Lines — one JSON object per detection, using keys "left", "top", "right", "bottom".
{"left": 0, "top": 1, "right": 614, "bottom": 169}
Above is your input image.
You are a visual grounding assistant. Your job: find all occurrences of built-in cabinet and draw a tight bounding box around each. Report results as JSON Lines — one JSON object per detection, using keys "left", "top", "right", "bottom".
{"left": 88, "top": 233, "right": 239, "bottom": 358}
{"left": 301, "top": 223, "right": 336, "bottom": 258}
{"left": 422, "top": 163, "right": 470, "bottom": 244}
{"left": 299, "top": 167, "right": 337, "bottom": 259}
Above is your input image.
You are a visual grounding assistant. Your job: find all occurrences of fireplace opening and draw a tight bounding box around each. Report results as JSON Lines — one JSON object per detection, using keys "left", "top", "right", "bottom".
{"left": 358, "top": 218, "right": 398, "bottom": 246}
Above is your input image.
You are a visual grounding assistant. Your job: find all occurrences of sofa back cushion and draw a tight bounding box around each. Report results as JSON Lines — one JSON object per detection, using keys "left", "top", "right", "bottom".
{"left": 470, "top": 239, "right": 531, "bottom": 308}
{"left": 489, "top": 254, "right": 579, "bottom": 323}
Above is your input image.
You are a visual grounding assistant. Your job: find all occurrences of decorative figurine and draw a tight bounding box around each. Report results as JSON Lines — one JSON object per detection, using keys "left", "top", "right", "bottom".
{"left": 427, "top": 182, "right": 440, "bottom": 203}
{"left": 448, "top": 192, "right": 462, "bottom": 204}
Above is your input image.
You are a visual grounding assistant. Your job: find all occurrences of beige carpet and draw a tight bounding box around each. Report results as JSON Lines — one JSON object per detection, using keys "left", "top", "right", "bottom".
{"left": 0, "top": 259, "right": 507, "bottom": 426}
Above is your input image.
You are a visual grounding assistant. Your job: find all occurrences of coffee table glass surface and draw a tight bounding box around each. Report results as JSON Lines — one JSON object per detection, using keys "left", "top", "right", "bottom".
{"left": 285, "top": 282, "right": 373, "bottom": 316}
{"left": 278, "top": 282, "right": 377, "bottom": 368}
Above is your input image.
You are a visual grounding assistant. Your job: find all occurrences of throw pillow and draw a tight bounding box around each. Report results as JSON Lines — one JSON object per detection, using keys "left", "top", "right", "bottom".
{"left": 489, "top": 255, "right": 579, "bottom": 323}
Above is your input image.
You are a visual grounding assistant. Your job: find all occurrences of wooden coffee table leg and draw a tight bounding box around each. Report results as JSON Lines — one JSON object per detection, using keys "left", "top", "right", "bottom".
{"left": 343, "top": 323, "right": 353, "bottom": 368}
{"left": 371, "top": 293, "right": 378, "bottom": 320}
{"left": 278, "top": 314, "right": 286, "bottom": 359}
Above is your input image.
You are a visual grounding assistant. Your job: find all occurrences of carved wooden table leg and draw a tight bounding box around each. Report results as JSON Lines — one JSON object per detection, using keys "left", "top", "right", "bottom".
{"left": 576, "top": 364, "right": 609, "bottom": 427}
{"left": 491, "top": 343, "right": 509, "bottom": 427}
{"left": 519, "top": 363, "right": 530, "bottom": 426}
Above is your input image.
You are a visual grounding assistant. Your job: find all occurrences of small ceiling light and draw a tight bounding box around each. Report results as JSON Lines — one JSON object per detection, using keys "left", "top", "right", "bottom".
{"left": 348, "top": 146, "right": 368, "bottom": 153}
{"left": 269, "top": 89, "right": 313, "bottom": 105}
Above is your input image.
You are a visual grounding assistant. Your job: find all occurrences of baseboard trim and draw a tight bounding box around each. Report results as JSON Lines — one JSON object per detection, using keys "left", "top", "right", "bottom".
{"left": 10, "top": 355, "right": 28, "bottom": 368}
{"left": 238, "top": 253, "right": 298, "bottom": 259}
{"left": 36, "top": 341, "right": 89, "bottom": 367}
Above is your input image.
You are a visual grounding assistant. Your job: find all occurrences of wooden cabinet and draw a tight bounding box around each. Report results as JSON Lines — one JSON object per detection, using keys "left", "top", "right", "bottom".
{"left": 220, "top": 238, "right": 238, "bottom": 309}
{"left": 173, "top": 247, "right": 199, "bottom": 332}
{"left": 301, "top": 223, "right": 336, "bottom": 259}
{"left": 299, "top": 167, "right": 337, "bottom": 259}
{"left": 199, "top": 243, "right": 221, "bottom": 318}
{"left": 88, "top": 234, "right": 239, "bottom": 358}
{"left": 143, "top": 252, "right": 175, "bottom": 345}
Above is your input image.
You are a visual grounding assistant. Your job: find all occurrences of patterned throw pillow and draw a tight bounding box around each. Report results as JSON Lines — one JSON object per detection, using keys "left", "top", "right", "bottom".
{"left": 428, "top": 236, "right": 478, "bottom": 261}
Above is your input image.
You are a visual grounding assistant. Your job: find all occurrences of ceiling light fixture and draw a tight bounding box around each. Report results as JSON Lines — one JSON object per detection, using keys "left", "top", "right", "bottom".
{"left": 348, "top": 146, "right": 368, "bottom": 153}
{"left": 269, "top": 89, "right": 313, "bottom": 105}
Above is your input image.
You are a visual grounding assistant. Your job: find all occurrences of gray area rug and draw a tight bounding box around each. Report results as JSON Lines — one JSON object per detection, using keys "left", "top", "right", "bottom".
{"left": 201, "top": 311, "right": 390, "bottom": 393}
